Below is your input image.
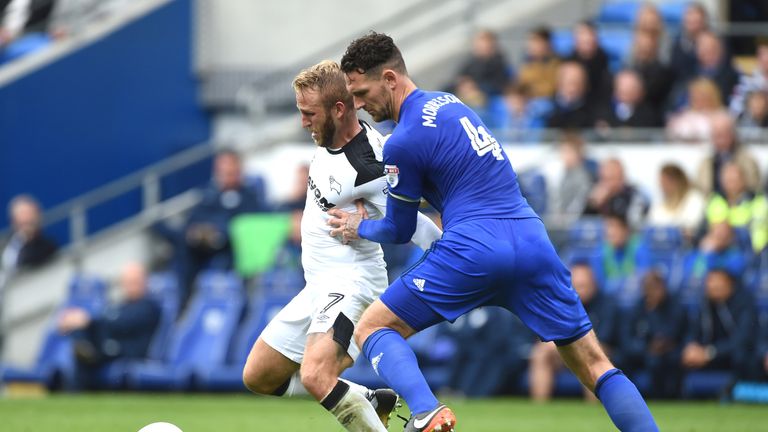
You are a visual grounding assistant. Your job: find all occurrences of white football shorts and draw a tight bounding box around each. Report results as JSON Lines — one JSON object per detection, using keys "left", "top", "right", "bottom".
{"left": 260, "top": 269, "right": 388, "bottom": 364}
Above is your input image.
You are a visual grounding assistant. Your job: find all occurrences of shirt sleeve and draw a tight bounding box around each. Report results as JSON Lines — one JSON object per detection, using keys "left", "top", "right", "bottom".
{"left": 383, "top": 140, "right": 423, "bottom": 203}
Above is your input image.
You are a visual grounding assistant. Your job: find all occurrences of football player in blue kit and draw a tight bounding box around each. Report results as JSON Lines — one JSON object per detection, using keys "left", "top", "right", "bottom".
{"left": 327, "top": 32, "right": 659, "bottom": 432}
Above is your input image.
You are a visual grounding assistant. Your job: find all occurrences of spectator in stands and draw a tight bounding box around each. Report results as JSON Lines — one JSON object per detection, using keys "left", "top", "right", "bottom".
{"left": 451, "top": 29, "right": 511, "bottom": 98}
{"left": 681, "top": 222, "right": 749, "bottom": 302}
{"left": 737, "top": 91, "right": 768, "bottom": 142}
{"left": 595, "top": 69, "right": 662, "bottom": 133}
{"left": 57, "top": 262, "right": 161, "bottom": 390}
{"left": 567, "top": 21, "right": 611, "bottom": 106}
{"left": 585, "top": 158, "right": 649, "bottom": 228}
{"left": 495, "top": 83, "right": 549, "bottom": 141}
{"left": 681, "top": 269, "right": 755, "bottom": 377}
{"left": 0, "top": 195, "right": 58, "bottom": 284}
{"left": 705, "top": 162, "right": 767, "bottom": 253}
{"left": 730, "top": 40, "right": 768, "bottom": 116}
{"left": 670, "top": 2, "right": 710, "bottom": 83}
{"left": 453, "top": 75, "right": 489, "bottom": 111}
{"left": 546, "top": 61, "right": 595, "bottom": 129}
{"left": 592, "top": 214, "right": 642, "bottom": 293}
{"left": 0, "top": 0, "right": 55, "bottom": 48}
{"left": 529, "top": 263, "right": 618, "bottom": 401}
{"left": 634, "top": 3, "right": 665, "bottom": 45}
{"left": 516, "top": 26, "right": 560, "bottom": 99}
{"left": 619, "top": 271, "right": 686, "bottom": 398}
{"left": 695, "top": 31, "right": 741, "bottom": 106}
{"left": 547, "top": 132, "right": 594, "bottom": 224}
{"left": 666, "top": 77, "right": 727, "bottom": 142}
{"left": 171, "top": 150, "right": 268, "bottom": 306}
{"left": 648, "top": 163, "right": 706, "bottom": 239}
{"left": 696, "top": 112, "right": 761, "bottom": 195}
{"left": 628, "top": 30, "right": 673, "bottom": 112}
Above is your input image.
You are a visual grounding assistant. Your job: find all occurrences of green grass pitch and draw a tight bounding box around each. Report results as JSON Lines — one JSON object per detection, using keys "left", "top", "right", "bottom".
{"left": 1, "top": 394, "right": 767, "bottom": 431}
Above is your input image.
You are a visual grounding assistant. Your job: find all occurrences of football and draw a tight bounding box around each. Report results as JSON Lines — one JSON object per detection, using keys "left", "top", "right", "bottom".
{"left": 138, "top": 422, "right": 183, "bottom": 432}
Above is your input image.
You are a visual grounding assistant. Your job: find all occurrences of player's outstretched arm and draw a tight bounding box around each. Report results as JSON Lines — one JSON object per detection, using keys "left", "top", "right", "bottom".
{"left": 328, "top": 194, "right": 419, "bottom": 244}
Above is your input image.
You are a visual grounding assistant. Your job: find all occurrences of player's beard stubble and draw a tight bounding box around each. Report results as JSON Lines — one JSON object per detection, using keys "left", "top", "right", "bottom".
{"left": 314, "top": 110, "right": 336, "bottom": 148}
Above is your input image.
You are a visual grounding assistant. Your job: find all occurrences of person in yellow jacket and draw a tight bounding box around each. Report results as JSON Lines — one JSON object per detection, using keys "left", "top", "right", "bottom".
{"left": 706, "top": 162, "right": 767, "bottom": 253}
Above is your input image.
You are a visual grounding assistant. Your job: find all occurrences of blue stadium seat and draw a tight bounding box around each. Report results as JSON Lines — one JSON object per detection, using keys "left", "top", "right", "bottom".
{"left": 596, "top": 1, "right": 641, "bottom": 24}
{"left": 126, "top": 271, "right": 245, "bottom": 390}
{"left": 197, "top": 284, "right": 299, "bottom": 391}
{"left": 598, "top": 28, "right": 634, "bottom": 72}
{"left": 1, "top": 275, "right": 107, "bottom": 390}
{"left": 637, "top": 226, "right": 687, "bottom": 290}
{"left": 658, "top": 2, "right": 688, "bottom": 25}
{"left": 561, "top": 218, "right": 604, "bottom": 264}
{"left": 551, "top": 30, "right": 574, "bottom": 58}
{"left": 0, "top": 33, "right": 52, "bottom": 64}
{"left": 96, "top": 272, "right": 180, "bottom": 389}
{"left": 682, "top": 371, "right": 733, "bottom": 399}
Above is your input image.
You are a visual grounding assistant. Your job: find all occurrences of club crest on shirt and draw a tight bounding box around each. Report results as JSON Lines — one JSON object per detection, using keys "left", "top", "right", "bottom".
{"left": 384, "top": 165, "right": 399, "bottom": 188}
{"left": 329, "top": 175, "right": 342, "bottom": 195}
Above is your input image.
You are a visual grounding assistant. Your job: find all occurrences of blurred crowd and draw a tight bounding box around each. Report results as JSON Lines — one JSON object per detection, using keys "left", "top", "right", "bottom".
{"left": 447, "top": 2, "right": 768, "bottom": 144}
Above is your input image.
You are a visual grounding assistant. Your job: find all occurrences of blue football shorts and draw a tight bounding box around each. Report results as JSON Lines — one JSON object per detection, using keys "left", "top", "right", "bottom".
{"left": 379, "top": 217, "right": 592, "bottom": 344}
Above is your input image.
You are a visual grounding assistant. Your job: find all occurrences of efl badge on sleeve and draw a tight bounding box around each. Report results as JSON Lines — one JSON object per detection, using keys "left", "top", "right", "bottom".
{"left": 384, "top": 165, "right": 399, "bottom": 188}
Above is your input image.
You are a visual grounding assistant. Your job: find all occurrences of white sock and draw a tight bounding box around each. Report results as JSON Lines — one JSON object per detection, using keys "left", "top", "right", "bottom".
{"left": 284, "top": 372, "right": 306, "bottom": 397}
{"left": 339, "top": 378, "right": 372, "bottom": 398}
{"left": 322, "top": 380, "right": 387, "bottom": 432}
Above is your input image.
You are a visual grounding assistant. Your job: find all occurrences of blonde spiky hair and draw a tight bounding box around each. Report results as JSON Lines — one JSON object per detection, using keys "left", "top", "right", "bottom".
{"left": 292, "top": 60, "right": 352, "bottom": 109}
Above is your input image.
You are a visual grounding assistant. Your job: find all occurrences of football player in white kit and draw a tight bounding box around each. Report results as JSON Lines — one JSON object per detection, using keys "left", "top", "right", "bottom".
{"left": 242, "top": 60, "right": 442, "bottom": 432}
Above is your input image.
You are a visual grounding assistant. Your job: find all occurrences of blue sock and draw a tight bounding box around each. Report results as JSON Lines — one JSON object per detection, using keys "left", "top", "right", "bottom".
{"left": 362, "top": 328, "right": 439, "bottom": 415}
{"left": 595, "top": 369, "right": 659, "bottom": 432}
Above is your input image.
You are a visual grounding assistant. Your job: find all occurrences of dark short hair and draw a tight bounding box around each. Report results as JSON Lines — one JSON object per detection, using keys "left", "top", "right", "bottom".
{"left": 530, "top": 25, "right": 552, "bottom": 43}
{"left": 340, "top": 32, "right": 408, "bottom": 76}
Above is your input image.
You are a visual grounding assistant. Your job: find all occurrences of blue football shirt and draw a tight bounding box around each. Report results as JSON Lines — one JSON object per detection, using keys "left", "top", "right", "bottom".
{"left": 383, "top": 89, "right": 537, "bottom": 230}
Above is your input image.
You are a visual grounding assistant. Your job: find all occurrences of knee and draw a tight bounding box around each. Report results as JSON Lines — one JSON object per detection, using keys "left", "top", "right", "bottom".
{"left": 242, "top": 364, "right": 275, "bottom": 395}
{"left": 353, "top": 322, "right": 374, "bottom": 350}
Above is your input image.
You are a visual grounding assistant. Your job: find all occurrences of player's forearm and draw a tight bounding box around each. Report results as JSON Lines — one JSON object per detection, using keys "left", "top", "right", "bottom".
{"left": 358, "top": 195, "right": 418, "bottom": 244}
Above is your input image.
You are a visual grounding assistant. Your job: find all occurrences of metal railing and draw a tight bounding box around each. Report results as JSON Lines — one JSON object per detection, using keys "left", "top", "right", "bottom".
{"left": 1, "top": 142, "right": 217, "bottom": 258}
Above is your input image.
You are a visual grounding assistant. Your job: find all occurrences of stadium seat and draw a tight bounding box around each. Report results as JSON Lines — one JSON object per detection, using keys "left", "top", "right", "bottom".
{"left": 597, "top": 28, "right": 634, "bottom": 72}
{"left": 196, "top": 283, "right": 299, "bottom": 391}
{"left": 551, "top": 30, "right": 574, "bottom": 58}
{"left": 658, "top": 2, "right": 688, "bottom": 25}
{"left": 1, "top": 275, "right": 108, "bottom": 390}
{"left": 682, "top": 371, "right": 733, "bottom": 399}
{"left": 637, "top": 226, "right": 687, "bottom": 290}
{"left": 96, "top": 272, "right": 180, "bottom": 389}
{"left": 126, "top": 271, "right": 245, "bottom": 391}
{"left": 596, "top": 1, "right": 641, "bottom": 24}
{"left": 560, "top": 218, "right": 604, "bottom": 264}
{"left": 0, "top": 33, "right": 52, "bottom": 65}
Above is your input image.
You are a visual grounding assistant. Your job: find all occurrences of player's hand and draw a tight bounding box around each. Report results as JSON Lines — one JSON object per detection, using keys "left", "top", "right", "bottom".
{"left": 327, "top": 208, "right": 362, "bottom": 244}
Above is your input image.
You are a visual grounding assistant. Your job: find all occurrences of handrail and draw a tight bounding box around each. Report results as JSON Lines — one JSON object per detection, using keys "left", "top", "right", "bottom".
{"left": 1, "top": 142, "right": 216, "bottom": 251}
{"left": 39, "top": 142, "right": 215, "bottom": 229}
